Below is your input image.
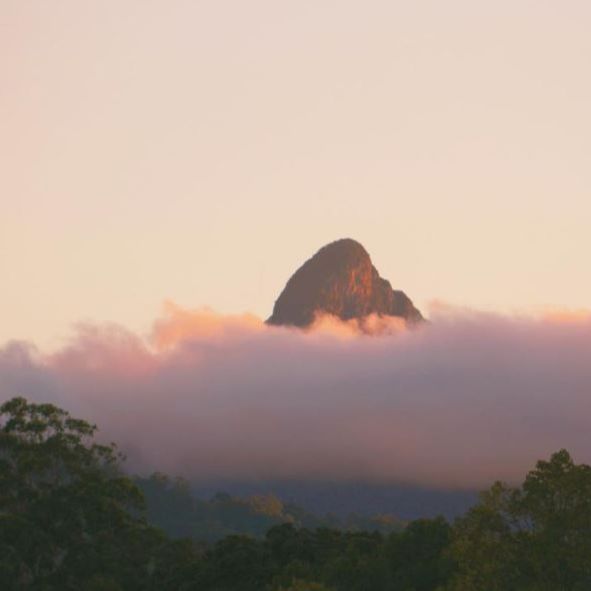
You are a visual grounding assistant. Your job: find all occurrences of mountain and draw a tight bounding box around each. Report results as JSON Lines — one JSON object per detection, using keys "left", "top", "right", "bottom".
{"left": 268, "top": 238, "right": 423, "bottom": 327}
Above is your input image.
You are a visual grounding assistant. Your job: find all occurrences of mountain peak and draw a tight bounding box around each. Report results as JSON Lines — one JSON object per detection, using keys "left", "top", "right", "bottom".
{"left": 267, "top": 239, "right": 423, "bottom": 327}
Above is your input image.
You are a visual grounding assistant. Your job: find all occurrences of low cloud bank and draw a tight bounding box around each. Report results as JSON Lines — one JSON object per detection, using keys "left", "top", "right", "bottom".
{"left": 1, "top": 304, "right": 591, "bottom": 489}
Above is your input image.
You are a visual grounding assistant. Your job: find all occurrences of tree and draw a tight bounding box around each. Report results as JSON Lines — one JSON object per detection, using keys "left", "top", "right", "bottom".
{"left": 274, "top": 580, "right": 335, "bottom": 591}
{"left": 388, "top": 517, "right": 454, "bottom": 591}
{"left": 194, "top": 534, "right": 271, "bottom": 591}
{"left": 0, "top": 397, "right": 162, "bottom": 590}
{"left": 450, "top": 450, "right": 591, "bottom": 591}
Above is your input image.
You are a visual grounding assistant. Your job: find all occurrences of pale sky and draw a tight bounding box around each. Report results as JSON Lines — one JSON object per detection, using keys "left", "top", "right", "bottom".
{"left": 1, "top": 0, "right": 590, "bottom": 349}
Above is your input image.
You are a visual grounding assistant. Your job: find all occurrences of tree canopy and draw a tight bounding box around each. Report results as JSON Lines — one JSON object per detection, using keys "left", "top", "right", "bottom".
{"left": 0, "top": 397, "right": 186, "bottom": 590}
{"left": 2, "top": 396, "right": 591, "bottom": 591}
{"left": 450, "top": 449, "right": 591, "bottom": 591}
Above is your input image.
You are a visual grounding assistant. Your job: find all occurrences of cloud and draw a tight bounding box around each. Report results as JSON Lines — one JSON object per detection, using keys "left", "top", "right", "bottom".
{"left": 1, "top": 304, "right": 591, "bottom": 489}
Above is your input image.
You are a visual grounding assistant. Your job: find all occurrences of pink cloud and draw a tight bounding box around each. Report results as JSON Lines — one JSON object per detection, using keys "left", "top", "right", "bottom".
{"left": 1, "top": 304, "right": 591, "bottom": 488}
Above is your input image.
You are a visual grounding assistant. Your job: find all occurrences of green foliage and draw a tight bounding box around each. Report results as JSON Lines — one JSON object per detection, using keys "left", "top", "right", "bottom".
{"left": 449, "top": 449, "right": 591, "bottom": 590}
{"left": 263, "top": 522, "right": 453, "bottom": 591}
{"left": 0, "top": 397, "right": 193, "bottom": 590}
{"left": 4, "top": 396, "right": 591, "bottom": 591}
{"left": 274, "top": 579, "right": 335, "bottom": 591}
{"left": 388, "top": 517, "right": 454, "bottom": 590}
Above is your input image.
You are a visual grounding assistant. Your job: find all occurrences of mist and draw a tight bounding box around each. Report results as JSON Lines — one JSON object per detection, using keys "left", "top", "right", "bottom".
{"left": 1, "top": 303, "right": 590, "bottom": 489}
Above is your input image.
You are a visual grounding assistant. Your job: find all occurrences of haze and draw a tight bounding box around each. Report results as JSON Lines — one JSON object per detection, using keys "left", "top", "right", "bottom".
{"left": 2, "top": 0, "right": 591, "bottom": 349}
{"left": 1, "top": 306, "right": 590, "bottom": 488}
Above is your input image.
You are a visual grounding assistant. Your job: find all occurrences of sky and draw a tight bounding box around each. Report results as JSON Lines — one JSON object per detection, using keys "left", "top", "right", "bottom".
{"left": 2, "top": 0, "right": 591, "bottom": 348}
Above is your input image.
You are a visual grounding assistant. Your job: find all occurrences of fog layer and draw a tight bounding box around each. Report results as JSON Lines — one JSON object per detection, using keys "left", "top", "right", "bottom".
{"left": 1, "top": 304, "right": 590, "bottom": 488}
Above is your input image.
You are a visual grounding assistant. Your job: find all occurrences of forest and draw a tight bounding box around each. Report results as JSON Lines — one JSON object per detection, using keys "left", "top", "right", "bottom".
{"left": 137, "top": 472, "right": 406, "bottom": 543}
{"left": 2, "top": 396, "right": 591, "bottom": 591}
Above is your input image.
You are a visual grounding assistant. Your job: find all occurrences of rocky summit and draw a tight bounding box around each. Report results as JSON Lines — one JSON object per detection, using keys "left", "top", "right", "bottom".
{"left": 267, "top": 238, "right": 423, "bottom": 327}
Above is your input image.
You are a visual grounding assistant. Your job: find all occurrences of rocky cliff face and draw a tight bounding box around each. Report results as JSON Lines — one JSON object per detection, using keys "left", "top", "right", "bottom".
{"left": 267, "top": 239, "right": 423, "bottom": 327}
